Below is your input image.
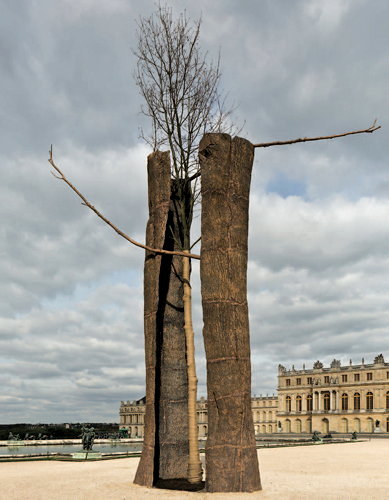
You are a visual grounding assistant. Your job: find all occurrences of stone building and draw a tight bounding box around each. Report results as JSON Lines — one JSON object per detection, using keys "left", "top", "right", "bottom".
{"left": 119, "top": 354, "right": 389, "bottom": 436}
{"left": 277, "top": 354, "right": 389, "bottom": 434}
{"left": 119, "top": 395, "right": 278, "bottom": 437}
{"left": 119, "top": 396, "right": 146, "bottom": 438}
{"left": 252, "top": 396, "right": 278, "bottom": 434}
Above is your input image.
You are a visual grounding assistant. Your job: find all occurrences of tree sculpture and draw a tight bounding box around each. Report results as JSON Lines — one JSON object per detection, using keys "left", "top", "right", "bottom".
{"left": 47, "top": 4, "right": 381, "bottom": 493}
{"left": 132, "top": 5, "right": 235, "bottom": 486}
{"left": 199, "top": 134, "right": 260, "bottom": 492}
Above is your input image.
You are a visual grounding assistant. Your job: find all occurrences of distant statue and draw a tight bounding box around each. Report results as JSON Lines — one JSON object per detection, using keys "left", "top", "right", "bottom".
{"left": 312, "top": 431, "right": 321, "bottom": 442}
{"left": 313, "top": 360, "right": 323, "bottom": 369}
{"left": 330, "top": 359, "right": 341, "bottom": 369}
{"left": 278, "top": 364, "right": 286, "bottom": 374}
{"left": 374, "top": 354, "right": 385, "bottom": 364}
{"left": 119, "top": 428, "right": 128, "bottom": 438}
{"left": 8, "top": 432, "right": 15, "bottom": 441}
{"left": 351, "top": 431, "right": 358, "bottom": 440}
{"left": 81, "top": 426, "right": 95, "bottom": 451}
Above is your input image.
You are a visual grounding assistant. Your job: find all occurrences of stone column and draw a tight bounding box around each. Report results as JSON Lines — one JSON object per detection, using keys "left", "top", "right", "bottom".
{"left": 360, "top": 390, "right": 365, "bottom": 410}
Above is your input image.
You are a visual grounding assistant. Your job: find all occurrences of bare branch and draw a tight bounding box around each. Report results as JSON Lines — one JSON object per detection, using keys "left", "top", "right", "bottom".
{"left": 189, "top": 120, "right": 382, "bottom": 182}
{"left": 188, "top": 170, "right": 201, "bottom": 182}
{"left": 190, "top": 236, "right": 201, "bottom": 250}
{"left": 47, "top": 146, "right": 200, "bottom": 260}
{"left": 133, "top": 5, "right": 238, "bottom": 249}
{"left": 253, "top": 120, "right": 381, "bottom": 148}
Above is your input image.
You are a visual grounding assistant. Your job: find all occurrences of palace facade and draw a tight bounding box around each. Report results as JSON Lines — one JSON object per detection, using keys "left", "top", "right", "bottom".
{"left": 119, "top": 395, "right": 277, "bottom": 438}
{"left": 278, "top": 354, "right": 389, "bottom": 434}
{"left": 120, "top": 354, "right": 389, "bottom": 435}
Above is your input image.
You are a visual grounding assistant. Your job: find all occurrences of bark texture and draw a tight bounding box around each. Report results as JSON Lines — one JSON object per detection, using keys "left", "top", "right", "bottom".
{"left": 134, "top": 152, "right": 189, "bottom": 487}
{"left": 199, "top": 133, "right": 261, "bottom": 492}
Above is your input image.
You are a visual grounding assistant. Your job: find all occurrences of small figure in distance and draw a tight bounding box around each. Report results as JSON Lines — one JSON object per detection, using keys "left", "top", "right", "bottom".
{"left": 312, "top": 430, "right": 321, "bottom": 442}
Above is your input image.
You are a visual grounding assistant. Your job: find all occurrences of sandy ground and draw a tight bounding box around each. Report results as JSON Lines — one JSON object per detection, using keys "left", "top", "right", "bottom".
{"left": 1, "top": 440, "right": 388, "bottom": 500}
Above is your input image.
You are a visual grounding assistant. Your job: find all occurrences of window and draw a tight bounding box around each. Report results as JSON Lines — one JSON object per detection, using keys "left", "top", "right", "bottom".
{"left": 324, "top": 393, "right": 330, "bottom": 411}
{"left": 342, "top": 374, "right": 348, "bottom": 382}
{"left": 296, "top": 378, "right": 301, "bottom": 386}
{"left": 296, "top": 395, "right": 302, "bottom": 412}
{"left": 342, "top": 393, "right": 348, "bottom": 410}
{"left": 307, "top": 377, "right": 313, "bottom": 384}
{"left": 354, "top": 373, "right": 360, "bottom": 382}
{"left": 324, "top": 376, "right": 330, "bottom": 384}
{"left": 387, "top": 371, "right": 389, "bottom": 379}
{"left": 286, "top": 396, "right": 291, "bottom": 412}
{"left": 286, "top": 379, "right": 291, "bottom": 387}
{"left": 307, "top": 394, "right": 313, "bottom": 412}
{"left": 354, "top": 393, "right": 360, "bottom": 410}
{"left": 367, "top": 372, "right": 372, "bottom": 381}
{"left": 386, "top": 392, "right": 389, "bottom": 410}
{"left": 366, "top": 392, "right": 373, "bottom": 410}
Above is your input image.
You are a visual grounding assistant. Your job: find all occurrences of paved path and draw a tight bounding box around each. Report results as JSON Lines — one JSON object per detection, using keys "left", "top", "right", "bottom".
{"left": 1, "top": 440, "right": 388, "bottom": 499}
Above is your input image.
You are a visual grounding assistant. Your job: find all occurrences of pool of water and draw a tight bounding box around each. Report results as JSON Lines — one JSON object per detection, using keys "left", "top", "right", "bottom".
{"left": 0, "top": 438, "right": 314, "bottom": 457}
{"left": 0, "top": 442, "right": 143, "bottom": 456}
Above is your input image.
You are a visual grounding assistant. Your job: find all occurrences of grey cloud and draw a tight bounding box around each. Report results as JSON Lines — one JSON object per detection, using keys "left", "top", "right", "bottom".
{"left": 2, "top": 0, "right": 389, "bottom": 422}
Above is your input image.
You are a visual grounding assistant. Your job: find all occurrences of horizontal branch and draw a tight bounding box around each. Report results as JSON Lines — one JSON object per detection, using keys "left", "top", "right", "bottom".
{"left": 188, "top": 121, "right": 381, "bottom": 182}
{"left": 253, "top": 120, "right": 381, "bottom": 148}
{"left": 48, "top": 146, "right": 200, "bottom": 260}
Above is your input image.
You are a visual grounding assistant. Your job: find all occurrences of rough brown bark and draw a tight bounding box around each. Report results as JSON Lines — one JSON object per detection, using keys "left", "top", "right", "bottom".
{"left": 199, "top": 133, "right": 261, "bottom": 492}
{"left": 134, "top": 152, "right": 189, "bottom": 486}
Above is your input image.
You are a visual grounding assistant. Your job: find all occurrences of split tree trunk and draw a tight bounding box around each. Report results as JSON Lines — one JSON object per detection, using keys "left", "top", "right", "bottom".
{"left": 134, "top": 151, "right": 189, "bottom": 486}
{"left": 199, "top": 133, "right": 261, "bottom": 493}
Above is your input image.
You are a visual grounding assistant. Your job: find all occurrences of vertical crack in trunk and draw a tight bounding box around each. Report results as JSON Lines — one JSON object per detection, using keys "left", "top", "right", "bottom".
{"left": 134, "top": 151, "right": 189, "bottom": 487}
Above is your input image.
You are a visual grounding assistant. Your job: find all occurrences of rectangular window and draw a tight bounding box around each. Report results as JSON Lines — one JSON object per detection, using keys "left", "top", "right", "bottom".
{"left": 367, "top": 372, "right": 373, "bottom": 381}
{"left": 354, "top": 373, "right": 360, "bottom": 382}
{"left": 387, "top": 371, "right": 389, "bottom": 379}
{"left": 342, "top": 374, "right": 347, "bottom": 382}
{"left": 307, "top": 377, "right": 313, "bottom": 384}
{"left": 324, "top": 376, "right": 330, "bottom": 384}
{"left": 286, "top": 379, "right": 291, "bottom": 386}
{"left": 296, "top": 378, "right": 301, "bottom": 385}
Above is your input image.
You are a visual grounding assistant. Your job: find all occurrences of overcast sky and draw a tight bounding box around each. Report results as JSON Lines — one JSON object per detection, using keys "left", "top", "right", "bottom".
{"left": 2, "top": 0, "right": 389, "bottom": 423}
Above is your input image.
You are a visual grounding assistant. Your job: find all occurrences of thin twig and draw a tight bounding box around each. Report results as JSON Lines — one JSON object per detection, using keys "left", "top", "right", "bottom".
{"left": 48, "top": 146, "right": 201, "bottom": 260}
{"left": 253, "top": 120, "right": 381, "bottom": 148}
{"left": 190, "top": 236, "right": 201, "bottom": 250}
{"left": 188, "top": 170, "right": 201, "bottom": 182}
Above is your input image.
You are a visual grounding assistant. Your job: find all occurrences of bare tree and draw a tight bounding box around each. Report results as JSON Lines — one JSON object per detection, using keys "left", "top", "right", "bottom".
{"left": 133, "top": 5, "right": 235, "bottom": 486}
